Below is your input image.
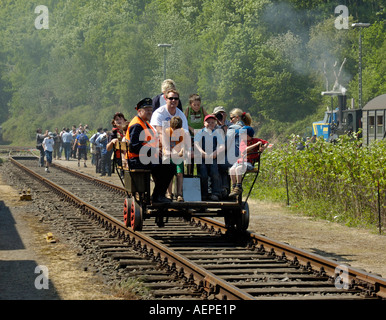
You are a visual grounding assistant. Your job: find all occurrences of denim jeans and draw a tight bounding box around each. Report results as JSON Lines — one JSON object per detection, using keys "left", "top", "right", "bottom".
{"left": 198, "top": 161, "right": 221, "bottom": 197}
{"left": 45, "top": 150, "right": 52, "bottom": 164}
{"left": 63, "top": 142, "right": 71, "bottom": 160}
{"left": 100, "top": 150, "right": 113, "bottom": 176}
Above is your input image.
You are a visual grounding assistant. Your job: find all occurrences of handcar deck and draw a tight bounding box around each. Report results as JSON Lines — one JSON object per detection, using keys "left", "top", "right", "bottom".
{"left": 148, "top": 200, "right": 241, "bottom": 209}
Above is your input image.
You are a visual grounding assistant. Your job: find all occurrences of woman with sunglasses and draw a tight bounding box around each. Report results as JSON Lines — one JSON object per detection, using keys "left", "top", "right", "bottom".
{"left": 226, "top": 108, "right": 253, "bottom": 168}
{"left": 229, "top": 108, "right": 252, "bottom": 127}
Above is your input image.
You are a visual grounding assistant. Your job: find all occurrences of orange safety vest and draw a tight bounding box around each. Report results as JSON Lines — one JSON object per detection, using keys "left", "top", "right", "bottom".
{"left": 125, "top": 115, "right": 159, "bottom": 160}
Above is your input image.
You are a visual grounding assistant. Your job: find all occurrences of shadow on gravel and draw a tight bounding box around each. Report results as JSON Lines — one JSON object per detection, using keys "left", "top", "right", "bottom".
{"left": 0, "top": 201, "right": 61, "bottom": 299}
{"left": 0, "top": 201, "right": 24, "bottom": 250}
{"left": 0, "top": 260, "right": 60, "bottom": 299}
{"left": 310, "top": 247, "right": 355, "bottom": 264}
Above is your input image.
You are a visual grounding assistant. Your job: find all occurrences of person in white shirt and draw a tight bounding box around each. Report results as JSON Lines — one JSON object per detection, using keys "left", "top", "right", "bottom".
{"left": 150, "top": 89, "right": 189, "bottom": 134}
{"left": 61, "top": 128, "right": 73, "bottom": 160}
{"left": 42, "top": 132, "right": 55, "bottom": 172}
{"left": 150, "top": 89, "right": 191, "bottom": 198}
{"left": 150, "top": 89, "right": 191, "bottom": 164}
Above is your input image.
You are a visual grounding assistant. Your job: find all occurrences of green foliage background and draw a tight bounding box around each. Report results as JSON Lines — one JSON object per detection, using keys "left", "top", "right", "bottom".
{"left": 0, "top": 0, "right": 385, "bottom": 145}
{"left": 248, "top": 135, "right": 386, "bottom": 230}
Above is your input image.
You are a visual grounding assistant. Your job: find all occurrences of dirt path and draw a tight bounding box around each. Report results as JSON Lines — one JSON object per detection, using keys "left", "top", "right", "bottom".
{"left": 0, "top": 166, "right": 119, "bottom": 300}
{"left": 248, "top": 200, "right": 386, "bottom": 278}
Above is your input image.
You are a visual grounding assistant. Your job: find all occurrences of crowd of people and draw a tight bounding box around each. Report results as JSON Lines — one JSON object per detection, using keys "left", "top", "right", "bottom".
{"left": 36, "top": 79, "right": 268, "bottom": 203}
{"left": 36, "top": 125, "right": 90, "bottom": 172}
{"left": 35, "top": 123, "right": 118, "bottom": 177}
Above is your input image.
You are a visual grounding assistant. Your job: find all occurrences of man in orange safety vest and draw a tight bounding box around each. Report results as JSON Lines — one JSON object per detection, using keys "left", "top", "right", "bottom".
{"left": 126, "top": 98, "right": 176, "bottom": 203}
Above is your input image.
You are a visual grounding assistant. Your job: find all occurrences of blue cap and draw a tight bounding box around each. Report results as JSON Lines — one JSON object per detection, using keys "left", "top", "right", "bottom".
{"left": 243, "top": 126, "right": 255, "bottom": 137}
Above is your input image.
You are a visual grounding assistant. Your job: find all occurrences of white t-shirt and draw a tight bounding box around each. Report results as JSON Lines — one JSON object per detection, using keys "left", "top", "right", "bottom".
{"left": 150, "top": 105, "right": 189, "bottom": 132}
{"left": 43, "top": 137, "right": 55, "bottom": 152}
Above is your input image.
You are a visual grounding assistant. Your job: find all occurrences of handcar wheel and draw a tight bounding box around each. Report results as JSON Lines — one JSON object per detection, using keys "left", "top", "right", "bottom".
{"left": 123, "top": 197, "right": 130, "bottom": 227}
{"left": 130, "top": 197, "right": 143, "bottom": 231}
{"left": 235, "top": 202, "right": 249, "bottom": 232}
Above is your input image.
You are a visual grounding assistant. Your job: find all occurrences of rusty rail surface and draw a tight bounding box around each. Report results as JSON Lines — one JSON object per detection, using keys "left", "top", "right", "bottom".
{"left": 9, "top": 155, "right": 386, "bottom": 300}
{"left": 196, "top": 217, "right": 386, "bottom": 299}
{"left": 9, "top": 156, "right": 253, "bottom": 299}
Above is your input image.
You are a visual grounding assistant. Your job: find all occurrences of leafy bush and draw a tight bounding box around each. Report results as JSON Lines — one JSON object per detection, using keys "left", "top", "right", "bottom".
{"left": 248, "top": 134, "right": 386, "bottom": 231}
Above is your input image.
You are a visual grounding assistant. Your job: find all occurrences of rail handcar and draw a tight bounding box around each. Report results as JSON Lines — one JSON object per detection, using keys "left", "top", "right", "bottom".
{"left": 114, "top": 141, "right": 260, "bottom": 233}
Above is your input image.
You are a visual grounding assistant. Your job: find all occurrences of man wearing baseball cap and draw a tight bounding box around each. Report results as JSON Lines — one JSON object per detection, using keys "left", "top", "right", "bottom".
{"left": 125, "top": 98, "right": 175, "bottom": 203}
{"left": 213, "top": 106, "right": 231, "bottom": 131}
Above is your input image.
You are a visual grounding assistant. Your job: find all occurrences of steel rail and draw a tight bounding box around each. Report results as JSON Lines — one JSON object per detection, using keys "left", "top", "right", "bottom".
{"left": 196, "top": 218, "right": 386, "bottom": 299}
{"left": 246, "top": 231, "right": 386, "bottom": 299}
{"left": 10, "top": 156, "right": 386, "bottom": 299}
{"left": 10, "top": 156, "right": 255, "bottom": 300}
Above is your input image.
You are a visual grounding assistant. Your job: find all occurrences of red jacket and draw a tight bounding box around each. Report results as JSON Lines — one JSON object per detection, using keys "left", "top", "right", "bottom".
{"left": 238, "top": 137, "right": 268, "bottom": 163}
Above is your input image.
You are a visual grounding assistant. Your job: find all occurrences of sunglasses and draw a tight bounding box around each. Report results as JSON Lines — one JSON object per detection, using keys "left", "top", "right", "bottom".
{"left": 167, "top": 97, "right": 179, "bottom": 101}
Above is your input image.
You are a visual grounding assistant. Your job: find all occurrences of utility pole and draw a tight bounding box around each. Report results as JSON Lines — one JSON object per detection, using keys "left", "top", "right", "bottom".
{"left": 157, "top": 44, "right": 172, "bottom": 80}
{"left": 352, "top": 23, "right": 370, "bottom": 108}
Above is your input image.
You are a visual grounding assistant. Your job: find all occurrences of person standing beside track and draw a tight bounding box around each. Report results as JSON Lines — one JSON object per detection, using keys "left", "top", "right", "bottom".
{"left": 107, "top": 112, "right": 128, "bottom": 173}
{"left": 61, "top": 128, "right": 73, "bottom": 161}
{"left": 96, "top": 128, "right": 111, "bottom": 176}
{"left": 70, "top": 125, "right": 78, "bottom": 159}
{"left": 126, "top": 98, "right": 176, "bottom": 204}
{"left": 53, "top": 127, "right": 62, "bottom": 160}
{"left": 90, "top": 128, "right": 103, "bottom": 173}
{"left": 42, "top": 132, "right": 55, "bottom": 173}
{"left": 73, "top": 129, "right": 89, "bottom": 168}
{"left": 36, "top": 128, "right": 48, "bottom": 167}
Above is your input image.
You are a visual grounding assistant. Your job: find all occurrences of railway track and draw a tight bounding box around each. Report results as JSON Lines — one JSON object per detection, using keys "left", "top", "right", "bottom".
{"left": 6, "top": 155, "right": 386, "bottom": 300}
